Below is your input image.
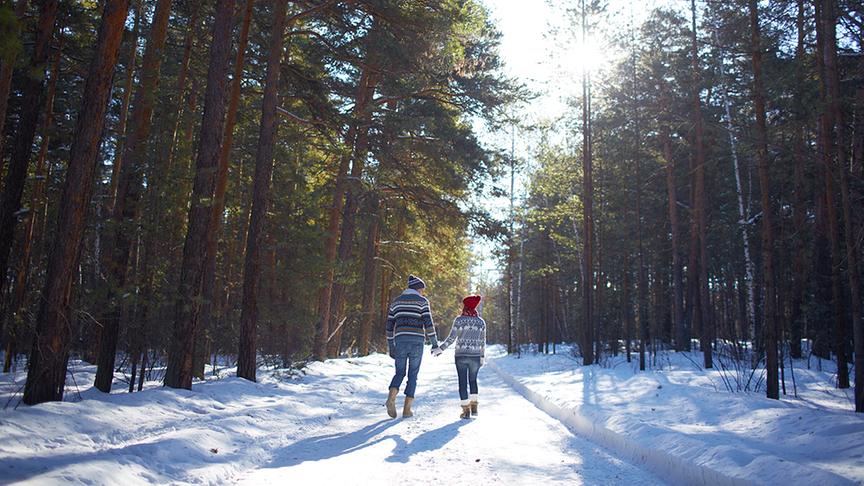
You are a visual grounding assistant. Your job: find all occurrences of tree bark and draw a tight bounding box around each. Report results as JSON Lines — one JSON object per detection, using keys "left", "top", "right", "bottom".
{"left": 198, "top": 0, "right": 256, "bottom": 380}
{"left": 327, "top": 68, "right": 378, "bottom": 358}
{"left": 789, "top": 0, "right": 807, "bottom": 360}
{"left": 164, "top": 0, "right": 237, "bottom": 390}
{"left": 23, "top": 0, "right": 130, "bottom": 405}
{"left": 237, "top": 0, "right": 288, "bottom": 382}
{"left": 690, "top": 0, "right": 711, "bottom": 369}
{"left": 823, "top": 0, "right": 862, "bottom": 410}
{"left": 131, "top": 1, "right": 202, "bottom": 381}
{"left": 95, "top": 0, "right": 174, "bottom": 394}
{"left": 716, "top": 33, "right": 757, "bottom": 350}
{"left": 623, "top": 256, "right": 632, "bottom": 362}
{"left": 0, "top": 0, "right": 29, "bottom": 177}
{"left": 313, "top": 151, "right": 352, "bottom": 360}
{"left": 815, "top": 0, "right": 849, "bottom": 389}
{"left": 313, "top": 66, "right": 377, "bottom": 361}
{"left": 632, "top": 50, "right": 647, "bottom": 371}
{"left": 749, "top": 0, "right": 779, "bottom": 400}
{"left": 0, "top": 0, "right": 58, "bottom": 300}
{"left": 580, "top": 0, "right": 594, "bottom": 366}
{"left": 3, "top": 32, "right": 61, "bottom": 373}
{"left": 810, "top": 0, "right": 832, "bottom": 361}
{"left": 662, "top": 124, "right": 686, "bottom": 352}
{"left": 358, "top": 194, "right": 381, "bottom": 356}
{"left": 106, "top": 0, "right": 141, "bottom": 212}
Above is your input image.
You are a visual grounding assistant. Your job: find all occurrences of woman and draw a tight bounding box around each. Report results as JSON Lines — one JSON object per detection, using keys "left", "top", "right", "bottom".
{"left": 432, "top": 295, "right": 486, "bottom": 419}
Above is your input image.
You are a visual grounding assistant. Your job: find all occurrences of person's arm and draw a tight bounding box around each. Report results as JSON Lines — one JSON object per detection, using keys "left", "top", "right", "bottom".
{"left": 439, "top": 318, "right": 461, "bottom": 351}
{"left": 422, "top": 299, "right": 439, "bottom": 348}
{"left": 386, "top": 304, "right": 396, "bottom": 357}
{"left": 480, "top": 318, "right": 487, "bottom": 365}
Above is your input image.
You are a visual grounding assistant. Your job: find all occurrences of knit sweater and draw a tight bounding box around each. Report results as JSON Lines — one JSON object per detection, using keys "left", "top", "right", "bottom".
{"left": 439, "top": 315, "right": 486, "bottom": 357}
{"left": 386, "top": 289, "right": 439, "bottom": 347}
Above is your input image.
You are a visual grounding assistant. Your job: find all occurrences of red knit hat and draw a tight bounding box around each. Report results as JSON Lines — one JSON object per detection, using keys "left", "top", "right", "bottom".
{"left": 462, "top": 295, "right": 481, "bottom": 316}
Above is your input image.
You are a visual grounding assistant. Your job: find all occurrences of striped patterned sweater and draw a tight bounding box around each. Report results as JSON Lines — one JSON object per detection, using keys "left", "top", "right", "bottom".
{"left": 386, "top": 289, "right": 439, "bottom": 346}
{"left": 440, "top": 315, "right": 486, "bottom": 357}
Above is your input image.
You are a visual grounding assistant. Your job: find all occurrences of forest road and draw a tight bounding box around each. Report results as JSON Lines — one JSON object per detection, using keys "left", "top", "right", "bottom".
{"left": 234, "top": 350, "right": 663, "bottom": 485}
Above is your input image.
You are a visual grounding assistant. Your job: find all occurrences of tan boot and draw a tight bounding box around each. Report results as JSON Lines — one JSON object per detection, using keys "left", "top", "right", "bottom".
{"left": 470, "top": 401, "right": 478, "bottom": 416}
{"left": 402, "top": 396, "right": 414, "bottom": 418}
{"left": 460, "top": 405, "right": 471, "bottom": 419}
{"left": 386, "top": 387, "right": 398, "bottom": 418}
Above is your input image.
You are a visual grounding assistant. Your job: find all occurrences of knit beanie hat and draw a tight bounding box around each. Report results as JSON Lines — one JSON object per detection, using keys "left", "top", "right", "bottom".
{"left": 407, "top": 274, "right": 426, "bottom": 290}
{"left": 462, "top": 295, "right": 481, "bottom": 316}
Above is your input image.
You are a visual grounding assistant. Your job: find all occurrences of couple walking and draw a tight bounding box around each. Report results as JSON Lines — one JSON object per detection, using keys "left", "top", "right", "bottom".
{"left": 385, "top": 275, "right": 487, "bottom": 420}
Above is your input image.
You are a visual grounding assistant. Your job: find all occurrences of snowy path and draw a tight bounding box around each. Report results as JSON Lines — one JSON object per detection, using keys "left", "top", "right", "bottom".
{"left": 1, "top": 350, "right": 662, "bottom": 485}
{"left": 234, "top": 351, "right": 661, "bottom": 485}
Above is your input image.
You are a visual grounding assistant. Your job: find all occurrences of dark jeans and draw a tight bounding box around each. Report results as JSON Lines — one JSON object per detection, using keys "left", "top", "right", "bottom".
{"left": 389, "top": 340, "right": 424, "bottom": 397}
{"left": 455, "top": 356, "right": 481, "bottom": 401}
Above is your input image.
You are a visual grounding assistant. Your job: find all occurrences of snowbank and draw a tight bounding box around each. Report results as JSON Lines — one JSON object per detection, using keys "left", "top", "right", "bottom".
{"left": 0, "top": 356, "right": 391, "bottom": 484}
{"left": 488, "top": 346, "right": 864, "bottom": 485}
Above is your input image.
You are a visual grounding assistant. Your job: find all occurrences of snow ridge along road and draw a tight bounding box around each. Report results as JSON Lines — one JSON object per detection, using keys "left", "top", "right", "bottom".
{"left": 489, "top": 348, "right": 864, "bottom": 486}
{"left": 1, "top": 349, "right": 662, "bottom": 485}
{"left": 488, "top": 359, "right": 749, "bottom": 486}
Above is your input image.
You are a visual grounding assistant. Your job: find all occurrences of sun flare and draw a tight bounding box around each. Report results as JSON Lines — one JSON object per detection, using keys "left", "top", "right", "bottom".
{"left": 572, "top": 37, "right": 605, "bottom": 74}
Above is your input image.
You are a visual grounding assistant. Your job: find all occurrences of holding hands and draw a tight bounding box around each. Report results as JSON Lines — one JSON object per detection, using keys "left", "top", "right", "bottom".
{"left": 431, "top": 347, "right": 443, "bottom": 357}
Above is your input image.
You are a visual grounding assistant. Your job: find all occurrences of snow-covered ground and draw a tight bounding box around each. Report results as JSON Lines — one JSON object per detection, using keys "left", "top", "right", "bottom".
{"left": 490, "top": 345, "right": 864, "bottom": 485}
{"left": 0, "top": 349, "right": 660, "bottom": 485}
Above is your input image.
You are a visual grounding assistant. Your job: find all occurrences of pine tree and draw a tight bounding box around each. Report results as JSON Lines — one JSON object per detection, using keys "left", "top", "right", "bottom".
{"left": 23, "top": 0, "right": 131, "bottom": 405}
{"left": 237, "top": 0, "right": 288, "bottom": 382}
{"left": 164, "top": 0, "right": 237, "bottom": 390}
{"left": 0, "top": 0, "right": 58, "bottom": 300}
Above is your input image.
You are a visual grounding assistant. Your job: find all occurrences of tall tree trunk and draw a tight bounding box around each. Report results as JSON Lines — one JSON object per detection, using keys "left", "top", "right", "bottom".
{"left": 106, "top": 0, "right": 141, "bottom": 211}
{"left": 690, "top": 0, "right": 711, "bottom": 369}
{"left": 23, "top": 0, "right": 130, "bottom": 405}
{"left": 3, "top": 32, "right": 61, "bottom": 373}
{"left": 623, "top": 257, "right": 632, "bottom": 362}
{"left": 789, "top": 0, "right": 807, "bottom": 360}
{"left": 358, "top": 194, "right": 380, "bottom": 356}
{"left": 164, "top": 0, "right": 237, "bottom": 390}
{"left": 580, "top": 0, "right": 594, "bottom": 366}
{"left": 853, "top": 85, "right": 864, "bottom": 178}
{"left": 95, "top": 0, "right": 174, "bottom": 394}
{"left": 815, "top": 0, "right": 850, "bottom": 389}
{"left": 716, "top": 33, "right": 757, "bottom": 349}
{"left": 236, "top": 0, "right": 287, "bottom": 382}
{"left": 823, "top": 0, "right": 862, "bottom": 409}
{"left": 198, "top": 0, "right": 255, "bottom": 380}
{"left": 313, "top": 66, "right": 377, "bottom": 361}
{"left": 313, "top": 152, "right": 352, "bottom": 360}
{"left": 0, "top": 0, "right": 29, "bottom": 177}
{"left": 809, "top": 0, "right": 832, "bottom": 361}
{"left": 327, "top": 69, "right": 378, "bottom": 358}
{"left": 507, "top": 124, "right": 516, "bottom": 354}
{"left": 632, "top": 47, "right": 647, "bottom": 371}
{"left": 131, "top": 1, "right": 201, "bottom": 380}
{"left": 686, "top": 185, "right": 698, "bottom": 353}
{"left": 749, "top": 0, "right": 779, "bottom": 400}
{"left": 662, "top": 124, "right": 686, "bottom": 352}
{"left": 0, "top": 0, "right": 58, "bottom": 300}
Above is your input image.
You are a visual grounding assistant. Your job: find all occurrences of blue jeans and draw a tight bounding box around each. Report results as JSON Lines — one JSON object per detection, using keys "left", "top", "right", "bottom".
{"left": 389, "top": 340, "right": 424, "bottom": 397}
{"left": 455, "top": 356, "right": 481, "bottom": 401}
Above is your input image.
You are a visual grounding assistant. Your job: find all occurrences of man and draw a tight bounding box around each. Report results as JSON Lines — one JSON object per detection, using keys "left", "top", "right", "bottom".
{"left": 385, "top": 274, "right": 439, "bottom": 418}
